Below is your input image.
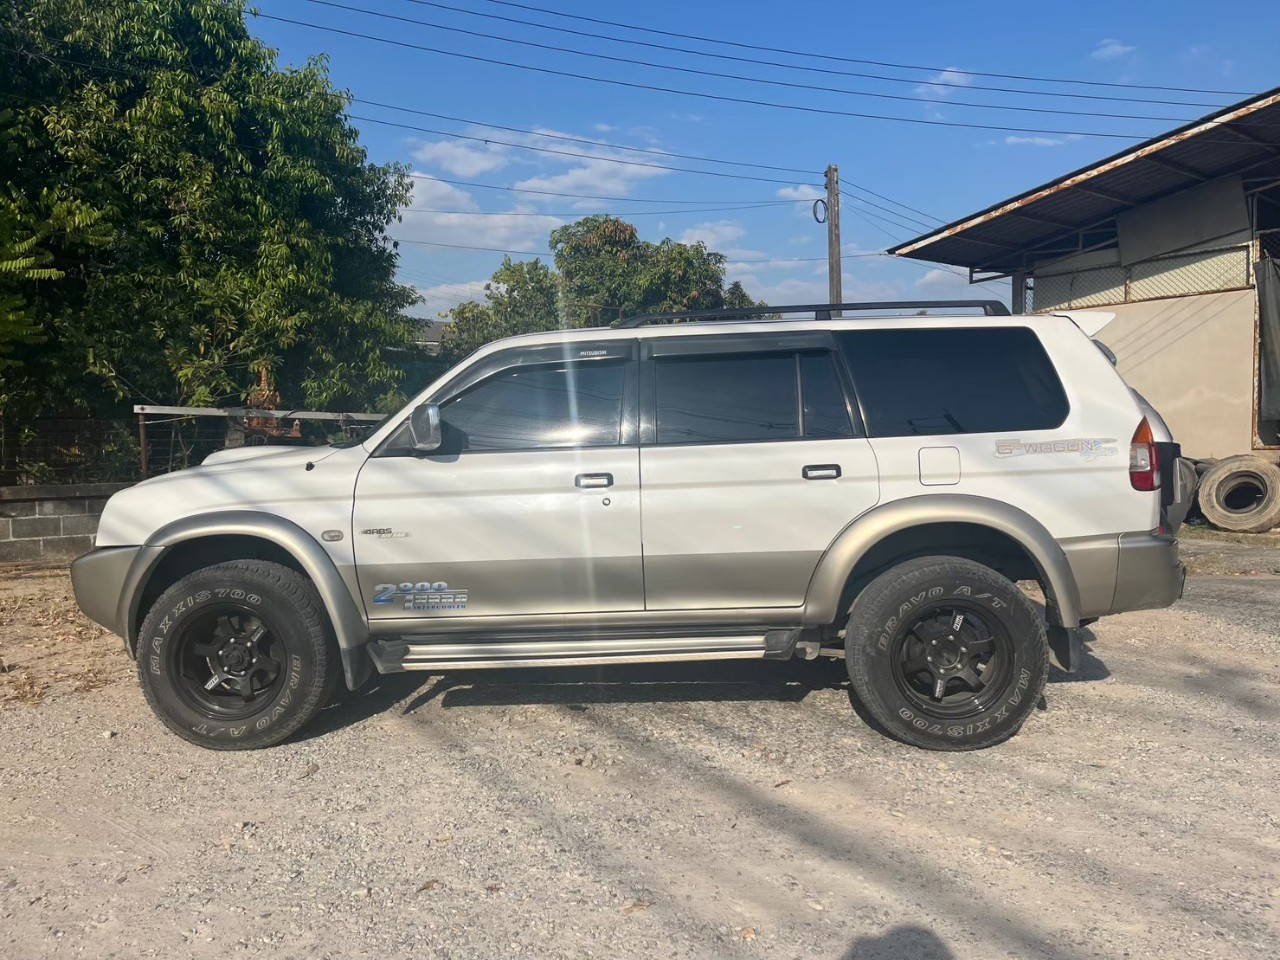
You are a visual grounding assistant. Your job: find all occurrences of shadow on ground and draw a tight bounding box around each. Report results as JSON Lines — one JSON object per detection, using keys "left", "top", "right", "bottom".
{"left": 842, "top": 925, "right": 956, "bottom": 959}
{"left": 291, "top": 633, "right": 1113, "bottom": 740}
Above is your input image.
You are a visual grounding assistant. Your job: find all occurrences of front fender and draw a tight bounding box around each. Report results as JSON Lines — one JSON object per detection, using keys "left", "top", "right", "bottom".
{"left": 119, "top": 511, "right": 370, "bottom": 687}
{"left": 802, "top": 495, "right": 1084, "bottom": 628}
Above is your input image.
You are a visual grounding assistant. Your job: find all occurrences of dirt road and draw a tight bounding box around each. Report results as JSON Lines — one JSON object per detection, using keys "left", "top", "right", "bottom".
{"left": 1, "top": 543, "right": 1277, "bottom": 960}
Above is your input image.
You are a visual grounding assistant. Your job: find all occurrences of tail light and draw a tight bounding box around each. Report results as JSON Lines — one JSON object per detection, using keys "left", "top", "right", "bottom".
{"left": 1129, "top": 418, "right": 1160, "bottom": 491}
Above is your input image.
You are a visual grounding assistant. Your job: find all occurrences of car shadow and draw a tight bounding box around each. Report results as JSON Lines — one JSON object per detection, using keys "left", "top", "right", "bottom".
{"left": 400, "top": 656, "right": 853, "bottom": 713}
{"left": 842, "top": 925, "right": 956, "bottom": 959}
{"left": 292, "top": 626, "right": 1111, "bottom": 740}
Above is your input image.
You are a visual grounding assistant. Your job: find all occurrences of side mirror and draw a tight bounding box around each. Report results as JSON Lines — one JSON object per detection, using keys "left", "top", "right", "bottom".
{"left": 408, "top": 402, "right": 442, "bottom": 453}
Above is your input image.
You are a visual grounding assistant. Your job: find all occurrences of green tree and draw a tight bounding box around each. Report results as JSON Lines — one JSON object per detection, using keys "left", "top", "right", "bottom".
{"left": 440, "top": 257, "right": 560, "bottom": 363}
{"left": 440, "top": 216, "right": 768, "bottom": 360}
{"left": 0, "top": 0, "right": 419, "bottom": 418}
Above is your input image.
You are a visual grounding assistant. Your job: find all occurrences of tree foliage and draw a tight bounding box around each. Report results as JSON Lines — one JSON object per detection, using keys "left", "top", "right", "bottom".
{"left": 0, "top": 0, "right": 420, "bottom": 417}
{"left": 441, "top": 216, "right": 767, "bottom": 360}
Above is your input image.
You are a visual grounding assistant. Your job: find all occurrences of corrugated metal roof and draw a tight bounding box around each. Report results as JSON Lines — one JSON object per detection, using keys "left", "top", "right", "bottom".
{"left": 891, "top": 86, "right": 1280, "bottom": 274}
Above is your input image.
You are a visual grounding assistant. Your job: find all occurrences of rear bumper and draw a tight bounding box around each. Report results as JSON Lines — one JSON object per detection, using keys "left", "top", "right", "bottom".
{"left": 70, "top": 546, "right": 142, "bottom": 638}
{"left": 1111, "top": 532, "right": 1186, "bottom": 614}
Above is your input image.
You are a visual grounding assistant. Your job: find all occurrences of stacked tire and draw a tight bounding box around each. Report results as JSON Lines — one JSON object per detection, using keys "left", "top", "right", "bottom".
{"left": 1195, "top": 456, "right": 1280, "bottom": 534}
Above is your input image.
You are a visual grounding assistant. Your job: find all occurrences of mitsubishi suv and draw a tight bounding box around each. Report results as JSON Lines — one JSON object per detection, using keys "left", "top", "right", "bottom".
{"left": 71, "top": 300, "right": 1192, "bottom": 751}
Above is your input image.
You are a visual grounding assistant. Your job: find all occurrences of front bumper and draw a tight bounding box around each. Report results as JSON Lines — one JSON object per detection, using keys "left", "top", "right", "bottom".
{"left": 70, "top": 546, "right": 144, "bottom": 639}
{"left": 1111, "top": 532, "right": 1186, "bottom": 614}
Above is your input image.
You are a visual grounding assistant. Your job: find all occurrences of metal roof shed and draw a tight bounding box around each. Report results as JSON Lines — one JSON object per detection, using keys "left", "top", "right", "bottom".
{"left": 889, "top": 88, "right": 1280, "bottom": 467}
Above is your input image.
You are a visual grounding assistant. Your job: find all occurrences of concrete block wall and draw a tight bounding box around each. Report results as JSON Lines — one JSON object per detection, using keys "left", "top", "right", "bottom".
{"left": 0, "top": 483, "right": 132, "bottom": 562}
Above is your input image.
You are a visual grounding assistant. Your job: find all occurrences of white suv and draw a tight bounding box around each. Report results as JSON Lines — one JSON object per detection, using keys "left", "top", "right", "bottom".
{"left": 71, "top": 301, "right": 1192, "bottom": 751}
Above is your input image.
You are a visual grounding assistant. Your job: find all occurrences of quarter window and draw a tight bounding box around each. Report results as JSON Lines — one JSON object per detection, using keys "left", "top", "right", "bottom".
{"left": 838, "top": 327, "right": 1068, "bottom": 437}
{"left": 439, "top": 360, "right": 626, "bottom": 451}
{"left": 800, "top": 352, "right": 854, "bottom": 438}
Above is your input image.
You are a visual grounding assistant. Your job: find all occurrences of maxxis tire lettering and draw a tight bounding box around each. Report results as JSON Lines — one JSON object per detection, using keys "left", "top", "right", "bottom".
{"left": 135, "top": 561, "right": 337, "bottom": 751}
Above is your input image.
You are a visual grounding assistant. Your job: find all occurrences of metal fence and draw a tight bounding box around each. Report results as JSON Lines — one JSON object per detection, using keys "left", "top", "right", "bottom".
{"left": 1033, "top": 243, "right": 1253, "bottom": 312}
{"left": 0, "top": 418, "right": 140, "bottom": 486}
{"left": 1, "top": 407, "right": 383, "bottom": 486}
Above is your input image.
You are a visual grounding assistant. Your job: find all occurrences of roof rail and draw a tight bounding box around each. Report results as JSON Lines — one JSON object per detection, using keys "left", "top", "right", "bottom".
{"left": 615, "top": 300, "right": 1010, "bottom": 328}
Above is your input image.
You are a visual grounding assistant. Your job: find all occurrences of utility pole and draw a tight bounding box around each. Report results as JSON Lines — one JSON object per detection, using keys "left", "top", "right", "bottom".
{"left": 825, "top": 164, "right": 842, "bottom": 315}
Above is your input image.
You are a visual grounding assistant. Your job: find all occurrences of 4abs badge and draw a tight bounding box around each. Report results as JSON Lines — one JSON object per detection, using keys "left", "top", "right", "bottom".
{"left": 372, "top": 581, "right": 469, "bottom": 612}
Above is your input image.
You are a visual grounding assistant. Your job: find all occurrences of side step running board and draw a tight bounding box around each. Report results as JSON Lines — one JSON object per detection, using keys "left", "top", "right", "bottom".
{"left": 368, "top": 630, "right": 799, "bottom": 673}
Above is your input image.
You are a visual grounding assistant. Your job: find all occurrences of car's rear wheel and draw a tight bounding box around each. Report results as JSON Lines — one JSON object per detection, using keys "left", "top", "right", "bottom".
{"left": 136, "top": 560, "right": 338, "bottom": 750}
{"left": 845, "top": 556, "right": 1048, "bottom": 750}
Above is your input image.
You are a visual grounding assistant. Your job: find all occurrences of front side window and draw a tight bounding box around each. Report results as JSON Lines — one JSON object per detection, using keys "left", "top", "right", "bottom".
{"left": 838, "top": 327, "right": 1069, "bottom": 437}
{"left": 654, "top": 352, "right": 799, "bottom": 444}
{"left": 439, "top": 360, "right": 625, "bottom": 451}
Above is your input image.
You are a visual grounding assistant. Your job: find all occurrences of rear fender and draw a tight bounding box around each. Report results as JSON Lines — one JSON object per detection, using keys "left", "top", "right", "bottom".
{"left": 802, "top": 495, "right": 1084, "bottom": 628}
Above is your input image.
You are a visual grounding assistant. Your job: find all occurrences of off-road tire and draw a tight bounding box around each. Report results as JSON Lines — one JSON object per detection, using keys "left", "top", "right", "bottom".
{"left": 1196, "top": 455, "right": 1280, "bottom": 534}
{"left": 136, "top": 560, "right": 338, "bottom": 750}
{"left": 845, "top": 556, "right": 1049, "bottom": 751}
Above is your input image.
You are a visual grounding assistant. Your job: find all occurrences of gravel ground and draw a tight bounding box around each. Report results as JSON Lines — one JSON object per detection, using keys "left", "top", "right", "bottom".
{"left": 1, "top": 544, "right": 1278, "bottom": 960}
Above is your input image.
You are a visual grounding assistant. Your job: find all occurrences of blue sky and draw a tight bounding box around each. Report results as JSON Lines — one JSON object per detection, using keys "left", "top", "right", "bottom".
{"left": 250, "top": 0, "right": 1278, "bottom": 317}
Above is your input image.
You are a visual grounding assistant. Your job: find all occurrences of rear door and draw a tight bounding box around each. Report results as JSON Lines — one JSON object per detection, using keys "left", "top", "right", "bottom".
{"left": 637, "top": 332, "right": 880, "bottom": 610}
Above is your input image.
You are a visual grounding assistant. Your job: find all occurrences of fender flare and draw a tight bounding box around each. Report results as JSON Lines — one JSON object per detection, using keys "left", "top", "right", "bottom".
{"left": 801, "top": 494, "right": 1084, "bottom": 628}
{"left": 118, "top": 511, "right": 370, "bottom": 687}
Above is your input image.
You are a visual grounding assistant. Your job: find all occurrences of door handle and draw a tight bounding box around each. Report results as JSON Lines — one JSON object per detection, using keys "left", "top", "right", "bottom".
{"left": 802, "top": 464, "right": 841, "bottom": 480}
{"left": 575, "top": 473, "right": 614, "bottom": 489}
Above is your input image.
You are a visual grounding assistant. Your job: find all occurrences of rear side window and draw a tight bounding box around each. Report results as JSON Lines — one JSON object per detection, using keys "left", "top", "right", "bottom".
{"left": 654, "top": 352, "right": 798, "bottom": 444}
{"left": 838, "top": 328, "right": 1068, "bottom": 437}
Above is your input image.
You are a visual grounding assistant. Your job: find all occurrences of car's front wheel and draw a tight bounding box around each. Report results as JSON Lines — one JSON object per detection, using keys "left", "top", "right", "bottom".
{"left": 136, "top": 560, "right": 338, "bottom": 750}
{"left": 844, "top": 556, "right": 1049, "bottom": 750}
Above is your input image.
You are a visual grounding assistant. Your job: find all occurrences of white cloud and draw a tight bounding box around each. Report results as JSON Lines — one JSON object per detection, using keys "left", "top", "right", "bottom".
{"left": 915, "top": 67, "right": 974, "bottom": 99}
{"left": 592, "top": 123, "right": 617, "bottom": 133}
{"left": 1091, "top": 38, "right": 1135, "bottom": 61}
{"left": 776, "top": 184, "right": 824, "bottom": 201}
{"left": 393, "top": 175, "right": 563, "bottom": 252}
{"left": 413, "top": 140, "right": 511, "bottom": 177}
{"left": 408, "top": 279, "right": 492, "bottom": 318}
{"left": 1005, "top": 135, "right": 1066, "bottom": 147}
{"left": 505, "top": 126, "right": 674, "bottom": 206}
{"left": 914, "top": 267, "right": 960, "bottom": 290}
{"left": 789, "top": 235, "right": 815, "bottom": 245}
{"left": 406, "top": 176, "right": 481, "bottom": 211}
{"left": 678, "top": 220, "right": 747, "bottom": 248}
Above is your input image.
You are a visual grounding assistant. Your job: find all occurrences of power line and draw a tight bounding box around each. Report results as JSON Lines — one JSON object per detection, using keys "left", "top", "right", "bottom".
{"left": 465, "top": 0, "right": 1256, "bottom": 98}
{"left": 254, "top": 12, "right": 1270, "bottom": 142}
{"left": 395, "top": 237, "right": 846, "bottom": 263}
{"left": 349, "top": 97, "right": 815, "bottom": 175}
{"left": 300, "top": 0, "right": 1200, "bottom": 123}
{"left": 351, "top": 113, "right": 811, "bottom": 184}
{"left": 401, "top": 200, "right": 799, "bottom": 216}
{"left": 2, "top": 31, "right": 820, "bottom": 178}
{"left": 394, "top": 0, "right": 1229, "bottom": 109}
{"left": 836, "top": 190, "right": 935, "bottom": 231}
{"left": 415, "top": 175, "right": 804, "bottom": 205}
{"left": 0, "top": 30, "right": 939, "bottom": 223}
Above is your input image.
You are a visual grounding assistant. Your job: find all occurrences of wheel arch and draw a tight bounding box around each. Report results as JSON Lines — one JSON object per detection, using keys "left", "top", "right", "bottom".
{"left": 802, "top": 495, "right": 1083, "bottom": 629}
{"left": 119, "top": 512, "right": 369, "bottom": 685}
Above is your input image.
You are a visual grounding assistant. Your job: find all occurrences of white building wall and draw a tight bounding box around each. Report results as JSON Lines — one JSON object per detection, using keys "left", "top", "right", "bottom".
{"left": 1090, "top": 289, "right": 1256, "bottom": 459}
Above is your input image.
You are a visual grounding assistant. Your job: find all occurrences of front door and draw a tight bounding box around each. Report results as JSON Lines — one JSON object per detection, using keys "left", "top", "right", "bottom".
{"left": 638, "top": 333, "right": 880, "bottom": 610}
{"left": 353, "top": 340, "right": 642, "bottom": 622}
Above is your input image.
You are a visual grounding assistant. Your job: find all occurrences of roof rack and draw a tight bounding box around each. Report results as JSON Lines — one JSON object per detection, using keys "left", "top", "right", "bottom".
{"left": 614, "top": 300, "right": 1010, "bottom": 328}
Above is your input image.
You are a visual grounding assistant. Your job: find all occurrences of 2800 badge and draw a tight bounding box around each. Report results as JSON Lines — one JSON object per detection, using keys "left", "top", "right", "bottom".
{"left": 372, "top": 581, "right": 469, "bottom": 612}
